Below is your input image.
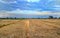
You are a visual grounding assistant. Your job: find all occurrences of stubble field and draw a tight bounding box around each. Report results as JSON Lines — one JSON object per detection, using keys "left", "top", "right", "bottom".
{"left": 0, "top": 19, "right": 60, "bottom": 38}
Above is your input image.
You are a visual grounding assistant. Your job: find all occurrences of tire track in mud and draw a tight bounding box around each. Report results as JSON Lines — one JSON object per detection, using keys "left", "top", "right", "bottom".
{"left": 0, "top": 20, "right": 29, "bottom": 38}
{"left": 0, "top": 20, "right": 28, "bottom": 28}
{"left": 41, "top": 20, "right": 60, "bottom": 26}
{"left": 0, "top": 19, "right": 60, "bottom": 38}
{"left": 40, "top": 20, "right": 60, "bottom": 28}
{"left": 29, "top": 20, "right": 53, "bottom": 29}
{"left": 0, "top": 20, "right": 23, "bottom": 28}
{"left": 29, "top": 19, "right": 60, "bottom": 38}
{"left": 31, "top": 19, "right": 60, "bottom": 28}
{"left": 24, "top": 20, "right": 30, "bottom": 38}
{"left": 29, "top": 19, "right": 60, "bottom": 29}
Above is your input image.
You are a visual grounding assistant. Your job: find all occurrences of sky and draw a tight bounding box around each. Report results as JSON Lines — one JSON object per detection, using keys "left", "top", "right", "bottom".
{"left": 0, "top": 0, "right": 60, "bottom": 18}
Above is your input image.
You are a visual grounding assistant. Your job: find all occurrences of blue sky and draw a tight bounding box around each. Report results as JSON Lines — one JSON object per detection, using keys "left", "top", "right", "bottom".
{"left": 0, "top": 0, "right": 60, "bottom": 18}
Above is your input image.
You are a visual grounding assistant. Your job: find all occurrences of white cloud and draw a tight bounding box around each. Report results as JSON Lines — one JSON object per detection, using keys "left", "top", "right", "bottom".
{"left": 0, "top": 9, "right": 60, "bottom": 18}
{"left": 0, "top": 13, "right": 12, "bottom": 17}
{"left": 53, "top": 4, "right": 60, "bottom": 8}
{"left": 5, "top": 9, "right": 60, "bottom": 15}
{"left": 26, "top": 0, "right": 40, "bottom": 2}
{"left": 6, "top": 9, "right": 48, "bottom": 15}
{"left": 0, "top": 0, "right": 17, "bottom": 4}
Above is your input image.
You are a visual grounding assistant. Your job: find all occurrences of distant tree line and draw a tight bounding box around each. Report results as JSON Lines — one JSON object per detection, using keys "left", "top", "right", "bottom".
{"left": 0, "top": 16, "right": 60, "bottom": 19}
{"left": 0, "top": 17, "right": 18, "bottom": 19}
{"left": 0, "top": 17, "right": 27, "bottom": 19}
{"left": 48, "top": 16, "right": 60, "bottom": 19}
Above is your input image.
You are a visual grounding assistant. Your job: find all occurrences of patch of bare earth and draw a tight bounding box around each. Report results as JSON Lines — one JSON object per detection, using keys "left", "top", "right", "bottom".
{"left": 0, "top": 19, "right": 60, "bottom": 38}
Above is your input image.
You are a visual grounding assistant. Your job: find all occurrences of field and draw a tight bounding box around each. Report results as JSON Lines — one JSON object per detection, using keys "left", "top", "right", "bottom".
{"left": 0, "top": 19, "right": 60, "bottom": 38}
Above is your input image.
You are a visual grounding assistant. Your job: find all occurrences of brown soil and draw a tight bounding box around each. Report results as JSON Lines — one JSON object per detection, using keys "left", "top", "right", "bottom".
{"left": 0, "top": 19, "right": 60, "bottom": 38}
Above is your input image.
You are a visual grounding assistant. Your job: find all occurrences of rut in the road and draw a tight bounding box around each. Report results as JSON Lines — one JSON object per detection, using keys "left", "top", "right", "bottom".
{"left": 25, "top": 20, "right": 30, "bottom": 38}
{"left": 0, "top": 20, "right": 60, "bottom": 38}
{"left": 0, "top": 20, "right": 30, "bottom": 38}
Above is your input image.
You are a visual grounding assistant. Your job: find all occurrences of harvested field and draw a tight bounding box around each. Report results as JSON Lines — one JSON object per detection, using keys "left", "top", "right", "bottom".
{"left": 0, "top": 19, "right": 60, "bottom": 38}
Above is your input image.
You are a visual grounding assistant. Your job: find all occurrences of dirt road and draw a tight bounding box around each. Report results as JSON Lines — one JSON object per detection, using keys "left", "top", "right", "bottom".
{"left": 0, "top": 19, "right": 60, "bottom": 38}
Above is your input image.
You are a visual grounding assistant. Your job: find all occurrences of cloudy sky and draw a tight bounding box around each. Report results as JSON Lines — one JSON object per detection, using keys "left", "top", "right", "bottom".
{"left": 0, "top": 0, "right": 60, "bottom": 18}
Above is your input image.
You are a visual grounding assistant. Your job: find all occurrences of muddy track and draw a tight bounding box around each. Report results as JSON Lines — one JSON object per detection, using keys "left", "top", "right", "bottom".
{"left": 0, "top": 19, "right": 60, "bottom": 38}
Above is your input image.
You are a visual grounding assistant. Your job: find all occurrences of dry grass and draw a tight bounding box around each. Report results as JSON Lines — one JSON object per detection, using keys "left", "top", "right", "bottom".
{"left": 0, "top": 19, "right": 60, "bottom": 38}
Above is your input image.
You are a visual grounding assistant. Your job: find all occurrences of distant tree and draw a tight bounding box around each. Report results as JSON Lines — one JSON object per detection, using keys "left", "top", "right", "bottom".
{"left": 54, "top": 17, "right": 57, "bottom": 19}
{"left": 48, "top": 16, "right": 53, "bottom": 19}
{"left": 7, "top": 17, "right": 8, "bottom": 19}
{"left": 59, "top": 17, "right": 60, "bottom": 19}
{"left": 10, "top": 17, "right": 13, "bottom": 19}
{"left": 37, "top": 18, "right": 40, "bottom": 19}
{"left": 15, "top": 17, "right": 16, "bottom": 19}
